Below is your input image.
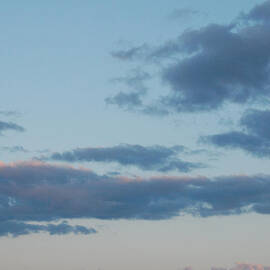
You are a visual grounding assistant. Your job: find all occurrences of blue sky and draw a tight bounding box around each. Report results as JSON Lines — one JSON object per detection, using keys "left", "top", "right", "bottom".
{"left": 1, "top": 1, "right": 270, "bottom": 269}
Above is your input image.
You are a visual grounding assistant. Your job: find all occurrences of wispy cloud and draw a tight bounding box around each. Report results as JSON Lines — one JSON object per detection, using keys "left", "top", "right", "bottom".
{"left": 40, "top": 144, "right": 203, "bottom": 172}
{"left": 168, "top": 8, "right": 199, "bottom": 21}
{"left": 111, "top": 44, "right": 149, "bottom": 61}
{"left": 0, "top": 121, "right": 25, "bottom": 135}
{"left": 106, "top": 69, "right": 150, "bottom": 112}
{"left": 1, "top": 146, "right": 28, "bottom": 153}
{"left": 0, "top": 110, "right": 20, "bottom": 117}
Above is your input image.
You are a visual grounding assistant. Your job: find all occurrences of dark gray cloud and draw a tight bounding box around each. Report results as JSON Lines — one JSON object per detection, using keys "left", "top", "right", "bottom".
{"left": 0, "top": 121, "right": 25, "bottom": 134}
{"left": 203, "top": 109, "right": 270, "bottom": 157}
{"left": 0, "top": 162, "right": 101, "bottom": 237}
{"left": 0, "top": 221, "right": 96, "bottom": 237}
{"left": 1, "top": 161, "right": 270, "bottom": 230}
{"left": 41, "top": 144, "right": 203, "bottom": 173}
{"left": 109, "top": 0, "right": 270, "bottom": 113}
{"left": 246, "top": 0, "right": 270, "bottom": 22}
{"left": 240, "top": 109, "right": 270, "bottom": 139}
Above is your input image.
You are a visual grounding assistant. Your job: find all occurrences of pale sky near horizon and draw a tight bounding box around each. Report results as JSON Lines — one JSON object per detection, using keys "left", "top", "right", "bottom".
{"left": 1, "top": 1, "right": 270, "bottom": 269}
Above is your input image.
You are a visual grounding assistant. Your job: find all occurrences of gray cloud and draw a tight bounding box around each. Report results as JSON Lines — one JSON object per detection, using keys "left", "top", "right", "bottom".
{"left": 109, "top": 1, "right": 270, "bottom": 113}
{"left": 245, "top": 0, "right": 270, "bottom": 22}
{"left": 1, "top": 146, "right": 29, "bottom": 153}
{"left": 0, "top": 121, "right": 25, "bottom": 134}
{"left": 240, "top": 109, "right": 270, "bottom": 139}
{"left": 41, "top": 144, "right": 203, "bottom": 173}
{"left": 111, "top": 44, "right": 149, "bottom": 61}
{"left": 106, "top": 91, "right": 144, "bottom": 110}
{"left": 1, "top": 161, "right": 270, "bottom": 230}
{"left": 0, "top": 221, "right": 96, "bottom": 237}
{"left": 0, "top": 162, "right": 102, "bottom": 237}
{"left": 203, "top": 109, "right": 270, "bottom": 157}
{"left": 110, "top": 69, "right": 151, "bottom": 92}
{"left": 106, "top": 69, "right": 150, "bottom": 111}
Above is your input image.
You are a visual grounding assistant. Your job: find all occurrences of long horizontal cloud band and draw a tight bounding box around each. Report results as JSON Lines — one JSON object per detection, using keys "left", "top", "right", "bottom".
{"left": 109, "top": 0, "right": 270, "bottom": 113}
{"left": 0, "top": 221, "right": 96, "bottom": 237}
{"left": 1, "top": 162, "right": 270, "bottom": 226}
{"left": 41, "top": 144, "right": 203, "bottom": 172}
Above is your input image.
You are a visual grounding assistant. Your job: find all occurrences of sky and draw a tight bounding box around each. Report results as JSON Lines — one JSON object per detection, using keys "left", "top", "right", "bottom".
{"left": 1, "top": 0, "right": 270, "bottom": 269}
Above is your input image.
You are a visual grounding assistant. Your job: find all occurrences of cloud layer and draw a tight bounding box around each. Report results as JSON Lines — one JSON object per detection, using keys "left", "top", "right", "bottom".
{"left": 41, "top": 144, "right": 203, "bottom": 172}
{"left": 1, "top": 161, "right": 270, "bottom": 236}
{"left": 110, "top": 0, "right": 270, "bottom": 113}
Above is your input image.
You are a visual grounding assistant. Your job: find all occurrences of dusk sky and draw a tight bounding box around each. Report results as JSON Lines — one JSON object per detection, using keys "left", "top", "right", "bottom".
{"left": 1, "top": 1, "right": 270, "bottom": 269}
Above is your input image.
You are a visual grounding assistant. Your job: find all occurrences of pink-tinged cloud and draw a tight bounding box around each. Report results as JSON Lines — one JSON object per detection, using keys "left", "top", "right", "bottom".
{"left": 1, "top": 161, "right": 270, "bottom": 236}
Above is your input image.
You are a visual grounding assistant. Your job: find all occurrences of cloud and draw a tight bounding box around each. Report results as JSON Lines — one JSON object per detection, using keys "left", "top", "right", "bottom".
{"left": 0, "top": 110, "right": 20, "bottom": 117}
{"left": 0, "top": 162, "right": 101, "bottom": 237}
{"left": 106, "top": 69, "right": 150, "bottom": 112}
{"left": 0, "top": 121, "right": 25, "bottom": 134}
{"left": 41, "top": 144, "right": 203, "bottom": 172}
{"left": 111, "top": 44, "right": 149, "bottom": 61}
{"left": 1, "top": 161, "right": 270, "bottom": 233}
{"left": 110, "top": 69, "right": 151, "bottom": 92}
{"left": 191, "top": 264, "right": 270, "bottom": 270}
{"left": 203, "top": 109, "right": 270, "bottom": 157}
{"left": 0, "top": 221, "right": 96, "bottom": 237}
{"left": 245, "top": 0, "right": 270, "bottom": 22}
{"left": 1, "top": 146, "right": 29, "bottom": 153}
{"left": 109, "top": 0, "right": 270, "bottom": 113}
{"left": 240, "top": 109, "right": 270, "bottom": 139}
{"left": 168, "top": 8, "right": 199, "bottom": 21}
{"left": 105, "top": 91, "right": 144, "bottom": 110}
